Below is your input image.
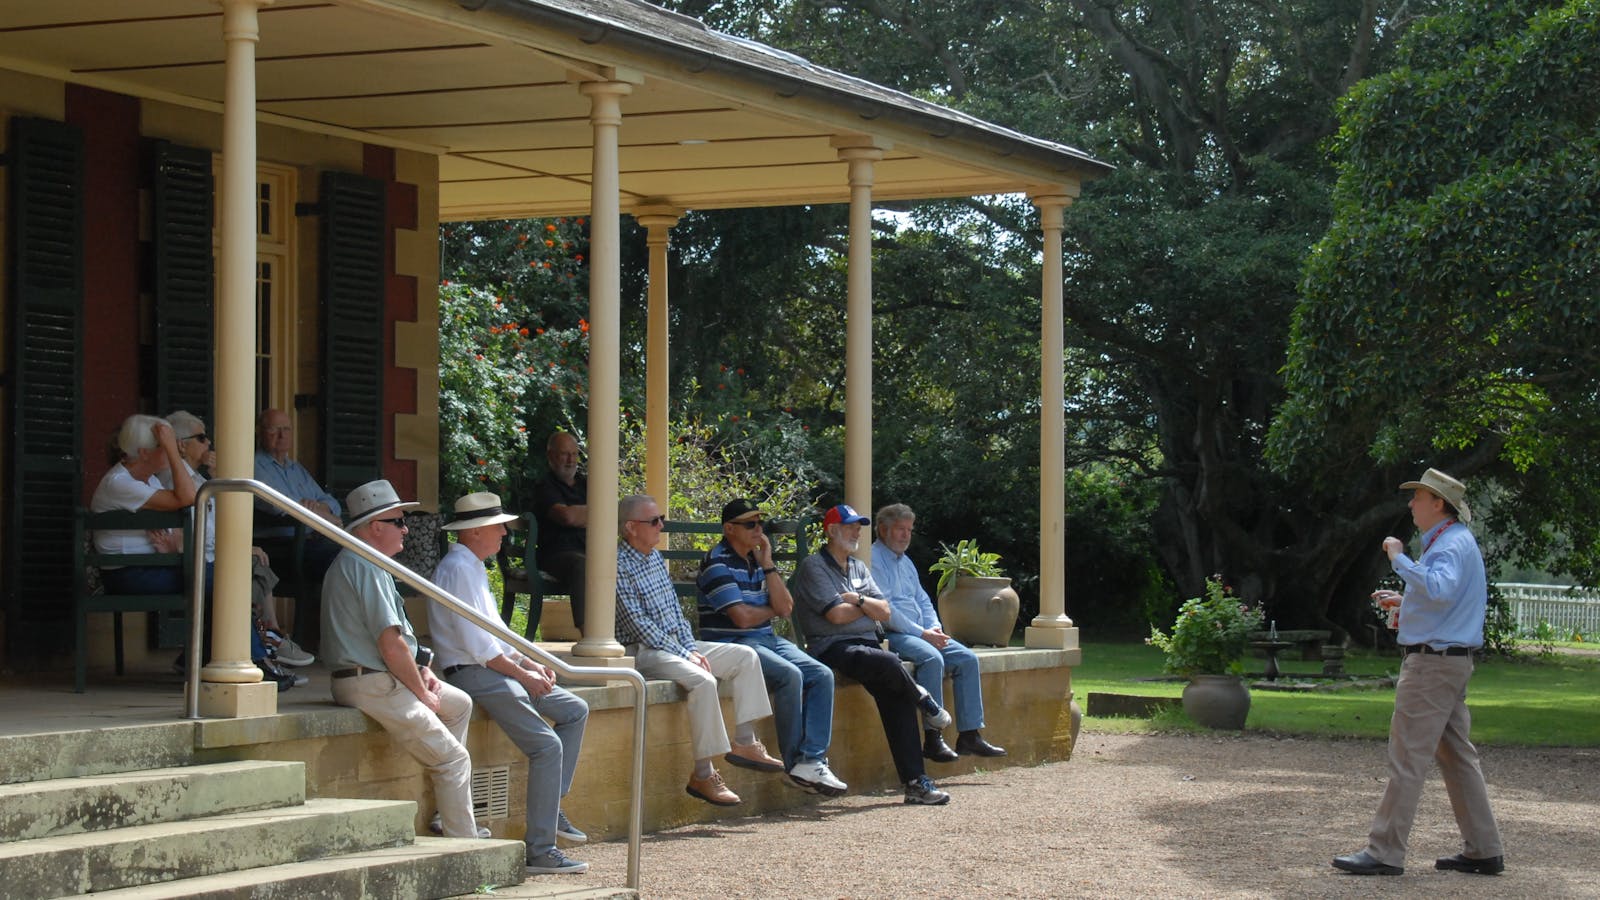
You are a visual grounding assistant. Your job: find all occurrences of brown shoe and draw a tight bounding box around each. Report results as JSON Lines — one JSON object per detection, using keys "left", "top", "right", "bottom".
{"left": 686, "top": 770, "right": 741, "bottom": 806}
{"left": 725, "top": 740, "right": 784, "bottom": 773}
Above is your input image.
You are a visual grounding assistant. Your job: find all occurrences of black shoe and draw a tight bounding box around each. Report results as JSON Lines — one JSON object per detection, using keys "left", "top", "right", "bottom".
{"left": 1435, "top": 853, "right": 1504, "bottom": 875}
{"left": 923, "top": 729, "right": 959, "bottom": 762}
{"left": 254, "top": 659, "right": 298, "bottom": 693}
{"left": 1332, "top": 850, "right": 1403, "bottom": 876}
{"left": 955, "top": 730, "right": 1007, "bottom": 757}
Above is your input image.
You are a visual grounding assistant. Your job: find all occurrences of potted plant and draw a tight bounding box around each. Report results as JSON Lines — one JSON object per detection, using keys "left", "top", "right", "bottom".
{"left": 1146, "top": 575, "right": 1264, "bottom": 729}
{"left": 929, "top": 539, "right": 1020, "bottom": 646}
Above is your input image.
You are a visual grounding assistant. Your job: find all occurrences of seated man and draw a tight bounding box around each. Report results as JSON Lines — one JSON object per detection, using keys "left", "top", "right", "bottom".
{"left": 253, "top": 408, "right": 342, "bottom": 647}
{"left": 614, "top": 494, "right": 783, "bottom": 806}
{"left": 791, "top": 504, "right": 952, "bottom": 806}
{"left": 531, "top": 431, "right": 588, "bottom": 636}
{"left": 430, "top": 491, "right": 590, "bottom": 875}
{"left": 871, "top": 503, "right": 1005, "bottom": 761}
{"left": 91, "top": 414, "right": 196, "bottom": 595}
{"left": 321, "top": 479, "right": 481, "bottom": 839}
{"left": 697, "top": 498, "right": 846, "bottom": 796}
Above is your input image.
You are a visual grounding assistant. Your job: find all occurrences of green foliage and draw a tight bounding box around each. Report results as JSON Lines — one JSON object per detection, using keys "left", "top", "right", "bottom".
{"left": 1272, "top": 0, "right": 1600, "bottom": 586}
{"left": 927, "top": 539, "right": 1003, "bottom": 596}
{"left": 1147, "top": 577, "right": 1265, "bottom": 677}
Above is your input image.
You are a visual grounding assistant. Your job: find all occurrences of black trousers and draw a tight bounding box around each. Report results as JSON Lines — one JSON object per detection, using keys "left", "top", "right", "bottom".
{"left": 536, "top": 550, "right": 588, "bottom": 635}
{"left": 817, "top": 638, "right": 925, "bottom": 784}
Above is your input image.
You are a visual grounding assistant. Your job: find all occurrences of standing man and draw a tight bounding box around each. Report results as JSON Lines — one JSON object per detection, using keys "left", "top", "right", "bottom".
{"left": 872, "top": 503, "right": 1005, "bottom": 762}
{"left": 614, "top": 494, "right": 784, "bottom": 807}
{"left": 320, "top": 479, "right": 480, "bottom": 839}
{"left": 1333, "top": 468, "right": 1504, "bottom": 877}
{"left": 430, "top": 491, "right": 590, "bottom": 875}
{"left": 697, "top": 498, "right": 847, "bottom": 796}
{"left": 791, "top": 504, "right": 953, "bottom": 806}
{"left": 254, "top": 407, "right": 342, "bottom": 647}
{"left": 532, "top": 431, "right": 588, "bottom": 636}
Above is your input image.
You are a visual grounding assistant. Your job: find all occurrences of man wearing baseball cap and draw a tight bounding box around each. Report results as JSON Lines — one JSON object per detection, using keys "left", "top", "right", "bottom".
{"left": 320, "top": 479, "right": 478, "bottom": 840}
{"left": 792, "top": 504, "right": 953, "bottom": 806}
{"left": 697, "top": 498, "right": 846, "bottom": 796}
{"left": 1334, "top": 468, "right": 1504, "bottom": 877}
{"left": 429, "top": 491, "right": 591, "bottom": 875}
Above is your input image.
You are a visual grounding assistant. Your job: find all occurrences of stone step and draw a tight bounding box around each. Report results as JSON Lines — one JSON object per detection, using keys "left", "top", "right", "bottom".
{"left": 0, "top": 760, "right": 304, "bottom": 843}
{"left": 0, "top": 722, "right": 195, "bottom": 786}
{"left": 0, "top": 797, "right": 417, "bottom": 896}
{"left": 76, "top": 838, "right": 527, "bottom": 900}
{"left": 444, "top": 882, "right": 637, "bottom": 899}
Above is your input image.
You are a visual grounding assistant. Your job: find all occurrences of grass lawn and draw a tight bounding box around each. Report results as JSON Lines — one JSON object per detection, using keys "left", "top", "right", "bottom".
{"left": 1072, "top": 639, "right": 1600, "bottom": 747}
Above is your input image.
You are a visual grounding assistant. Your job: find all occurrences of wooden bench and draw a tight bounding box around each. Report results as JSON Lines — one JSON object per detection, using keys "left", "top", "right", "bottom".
{"left": 74, "top": 507, "right": 195, "bottom": 693}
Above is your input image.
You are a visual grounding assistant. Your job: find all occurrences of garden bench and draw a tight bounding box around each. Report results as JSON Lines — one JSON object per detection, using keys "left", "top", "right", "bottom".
{"left": 74, "top": 506, "right": 195, "bottom": 693}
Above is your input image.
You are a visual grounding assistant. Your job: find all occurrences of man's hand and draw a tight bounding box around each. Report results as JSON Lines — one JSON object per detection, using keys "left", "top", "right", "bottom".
{"left": 303, "top": 498, "right": 339, "bottom": 523}
{"left": 754, "top": 533, "right": 776, "bottom": 569}
{"left": 416, "top": 667, "right": 445, "bottom": 712}
{"left": 153, "top": 421, "right": 178, "bottom": 450}
{"left": 1382, "top": 536, "right": 1404, "bottom": 561}
{"left": 859, "top": 596, "right": 892, "bottom": 622}
{"left": 922, "top": 626, "right": 951, "bottom": 649}
{"left": 147, "top": 528, "right": 182, "bottom": 553}
{"left": 690, "top": 650, "right": 712, "bottom": 672}
{"left": 520, "top": 666, "right": 555, "bottom": 697}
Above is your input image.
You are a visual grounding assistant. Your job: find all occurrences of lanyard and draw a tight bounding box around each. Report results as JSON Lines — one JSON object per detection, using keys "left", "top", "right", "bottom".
{"left": 1423, "top": 520, "right": 1455, "bottom": 554}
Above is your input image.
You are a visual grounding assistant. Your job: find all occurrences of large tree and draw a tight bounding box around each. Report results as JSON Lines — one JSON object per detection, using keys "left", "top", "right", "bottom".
{"left": 1271, "top": 0, "right": 1600, "bottom": 590}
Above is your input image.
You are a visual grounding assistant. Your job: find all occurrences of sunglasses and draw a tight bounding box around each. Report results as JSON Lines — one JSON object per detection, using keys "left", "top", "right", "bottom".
{"left": 733, "top": 519, "right": 764, "bottom": 530}
{"left": 630, "top": 515, "right": 667, "bottom": 528}
{"left": 373, "top": 516, "right": 408, "bottom": 529}
{"left": 180, "top": 433, "right": 210, "bottom": 444}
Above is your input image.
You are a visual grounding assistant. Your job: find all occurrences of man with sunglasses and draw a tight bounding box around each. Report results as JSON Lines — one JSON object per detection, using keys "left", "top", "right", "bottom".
{"left": 321, "top": 479, "right": 480, "bottom": 840}
{"left": 614, "top": 494, "right": 783, "bottom": 806}
{"left": 696, "top": 498, "right": 846, "bottom": 796}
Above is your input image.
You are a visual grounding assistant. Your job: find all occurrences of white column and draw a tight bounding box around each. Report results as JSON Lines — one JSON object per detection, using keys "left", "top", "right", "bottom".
{"left": 833, "top": 139, "right": 885, "bottom": 561}
{"left": 202, "top": 0, "right": 273, "bottom": 710}
{"left": 573, "top": 80, "right": 632, "bottom": 660}
{"left": 1026, "top": 190, "right": 1078, "bottom": 650}
{"left": 634, "top": 206, "right": 682, "bottom": 551}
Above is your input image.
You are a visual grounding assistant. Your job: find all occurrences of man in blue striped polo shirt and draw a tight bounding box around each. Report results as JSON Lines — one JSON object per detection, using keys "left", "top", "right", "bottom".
{"left": 697, "top": 498, "right": 847, "bottom": 796}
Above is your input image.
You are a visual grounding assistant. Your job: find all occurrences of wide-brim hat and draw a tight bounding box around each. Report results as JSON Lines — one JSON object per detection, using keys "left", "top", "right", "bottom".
{"left": 1399, "top": 468, "right": 1472, "bottom": 524}
{"left": 345, "top": 479, "right": 421, "bottom": 530}
{"left": 822, "top": 503, "right": 870, "bottom": 527}
{"left": 721, "top": 498, "right": 763, "bottom": 523}
{"left": 444, "top": 491, "right": 520, "bottom": 531}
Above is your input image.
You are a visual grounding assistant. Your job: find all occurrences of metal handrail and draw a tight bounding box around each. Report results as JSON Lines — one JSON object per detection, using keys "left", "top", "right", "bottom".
{"left": 185, "top": 477, "right": 646, "bottom": 888}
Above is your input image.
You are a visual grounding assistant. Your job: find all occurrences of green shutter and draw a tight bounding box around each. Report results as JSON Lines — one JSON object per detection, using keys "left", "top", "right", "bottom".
{"left": 317, "top": 170, "right": 386, "bottom": 498}
{"left": 5, "top": 117, "right": 85, "bottom": 655}
{"left": 152, "top": 140, "right": 215, "bottom": 422}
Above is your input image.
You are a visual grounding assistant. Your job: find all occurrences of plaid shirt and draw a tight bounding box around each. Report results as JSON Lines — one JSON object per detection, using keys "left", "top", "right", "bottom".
{"left": 615, "top": 540, "right": 697, "bottom": 657}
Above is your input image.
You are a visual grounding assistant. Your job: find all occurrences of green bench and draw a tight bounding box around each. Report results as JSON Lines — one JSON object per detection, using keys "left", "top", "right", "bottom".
{"left": 74, "top": 507, "right": 195, "bottom": 693}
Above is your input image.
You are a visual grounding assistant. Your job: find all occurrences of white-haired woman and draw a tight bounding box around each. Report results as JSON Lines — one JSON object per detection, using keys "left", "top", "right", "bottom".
{"left": 90, "top": 414, "right": 197, "bottom": 594}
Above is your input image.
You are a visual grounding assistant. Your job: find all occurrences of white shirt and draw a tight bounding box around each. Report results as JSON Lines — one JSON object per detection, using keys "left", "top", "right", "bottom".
{"left": 90, "top": 463, "right": 162, "bottom": 557}
{"left": 160, "top": 461, "right": 213, "bottom": 562}
{"left": 428, "top": 542, "right": 513, "bottom": 669}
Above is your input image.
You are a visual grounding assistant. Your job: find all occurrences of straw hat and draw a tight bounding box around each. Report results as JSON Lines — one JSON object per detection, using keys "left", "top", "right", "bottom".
{"left": 1398, "top": 468, "right": 1472, "bottom": 524}
{"left": 344, "top": 479, "right": 420, "bottom": 530}
{"left": 443, "top": 491, "right": 520, "bottom": 531}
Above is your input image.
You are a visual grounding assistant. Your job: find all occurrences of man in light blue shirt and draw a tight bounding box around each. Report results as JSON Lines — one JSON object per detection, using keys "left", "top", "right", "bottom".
{"left": 253, "top": 407, "right": 342, "bottom": 648}
{"left": 871, "top": 503, "right": 1005, "bottom": 762}
{"left": 1334, "top": 468, "right": 1504, "bottom": 878}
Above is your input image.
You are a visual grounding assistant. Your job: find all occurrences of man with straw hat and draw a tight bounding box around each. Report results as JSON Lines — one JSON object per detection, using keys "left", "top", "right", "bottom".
{"left": 320, "top": 479, "right": 479, "bottom": 840}
{"left": 1333, "top": 468, "right": 1504, "bottom": 877}
{"left": 430, "top": 491, "right": 591, "bottom": 875}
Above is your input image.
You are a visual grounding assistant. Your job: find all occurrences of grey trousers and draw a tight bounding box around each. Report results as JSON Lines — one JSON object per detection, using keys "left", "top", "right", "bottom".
{"left": 1365, "top": 652, "right": 1503, "bottom": 866}
{"left": 447, "top": 664, "right": 589, "bottom": 854}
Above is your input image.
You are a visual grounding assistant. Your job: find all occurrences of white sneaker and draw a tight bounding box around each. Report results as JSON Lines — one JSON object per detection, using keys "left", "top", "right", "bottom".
{"left": 786, "top": 758, "right": 847, "bottom": 797}
{"left": 271, "top": 636, "right": 315, "bottom": 668}
{"left": 428, "top": 811, "right": 491, "bottom": 838}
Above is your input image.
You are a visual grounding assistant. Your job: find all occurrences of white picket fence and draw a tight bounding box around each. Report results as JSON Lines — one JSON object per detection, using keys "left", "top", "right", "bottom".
{"left": 1496, "top": 583, "right": 1600, "bottom": 638}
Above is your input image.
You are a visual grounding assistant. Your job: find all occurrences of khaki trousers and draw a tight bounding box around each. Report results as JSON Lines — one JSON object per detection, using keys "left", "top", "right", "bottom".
{"left": 1366, "top": 652, "right": 1503, "bottom": 866}
{"left": 332, "top": 670, "right": 476, "bottom": 838}
{"left": 633, "top": 641, "right": 772, "bottom": 761}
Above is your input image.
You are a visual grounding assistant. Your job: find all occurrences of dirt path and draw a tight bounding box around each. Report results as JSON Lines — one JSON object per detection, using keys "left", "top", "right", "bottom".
{"left": 558, "top": 730, "right": 1600, "bottom": 898}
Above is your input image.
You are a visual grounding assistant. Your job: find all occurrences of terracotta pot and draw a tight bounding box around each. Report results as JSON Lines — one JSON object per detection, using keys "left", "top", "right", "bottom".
{"left": 1181, "top": 674, "right": 1251, "bottom": 730}
{"left": 937, "top": 576, "right": 1020, "bottom": 646}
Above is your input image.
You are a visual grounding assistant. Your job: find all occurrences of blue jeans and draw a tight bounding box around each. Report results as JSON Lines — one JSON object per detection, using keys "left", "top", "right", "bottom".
{"left": 446, "top": 664, "right": 588, "bottom": 854}
{"left": 715, "top": 631, "right": 834, "bottom": 768}
{"left": 887, "top": 632, "right": 985, "bottom": 732}
{"left": 102, "top": 562, "right": 268, "bottom": 660}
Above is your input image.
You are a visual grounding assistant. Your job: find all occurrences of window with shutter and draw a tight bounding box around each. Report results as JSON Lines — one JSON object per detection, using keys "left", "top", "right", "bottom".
{"left": 4, "top": 117, "right": 85, "bottom": 656}
{"left": 152, "top": 140, "right": 215, "bottom": 426}
{"left": 317, "top": 171, "right": 385, "bottom": 499}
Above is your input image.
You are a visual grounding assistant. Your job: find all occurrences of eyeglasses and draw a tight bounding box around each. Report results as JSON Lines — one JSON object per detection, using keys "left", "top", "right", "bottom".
{"left": 733, "top": 519, "right": 764, "bottom": 530}
{"left": 180, "top": 433, "right": 210, "bottom": 444}
{"left": 630, "top": 515, "right": 667, "bottom": 528}
{"left": 373, "top": 516, "right": 408, "bottom": 529}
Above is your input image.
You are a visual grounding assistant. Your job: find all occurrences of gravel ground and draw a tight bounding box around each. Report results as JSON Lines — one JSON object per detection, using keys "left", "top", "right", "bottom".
{"left": 552, "top": 730, "right": 1600, "bottom": 898}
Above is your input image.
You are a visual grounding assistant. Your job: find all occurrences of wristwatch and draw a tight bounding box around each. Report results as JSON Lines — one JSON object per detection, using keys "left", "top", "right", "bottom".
{"left": 762, "top": 566, "right": 779, "bottom": 575}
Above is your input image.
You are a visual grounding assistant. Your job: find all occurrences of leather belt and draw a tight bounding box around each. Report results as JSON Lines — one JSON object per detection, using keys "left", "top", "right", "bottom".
{"left": 443, "top": 664, "right": 480, "bottom": 677}
{"left": 331, "top": 666, "right": 381, "bottom": 679}
{"left": 1400, "top": 644, "right": 1471, "bottom": 657}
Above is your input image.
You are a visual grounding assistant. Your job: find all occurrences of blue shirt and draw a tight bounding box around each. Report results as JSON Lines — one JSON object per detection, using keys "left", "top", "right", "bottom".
{"left": 254, "top": 449, "right": 341, "bottom": 520}
{"left": 1393, "top": 518, "right": 1488, "bottom": 649}
{"left": 697, "top": 538, "right": 774, "bottom": 641}
{"left": 614, "top": 541, "right": 697, "bottom": 657}
{"left": 870, "top": 541, "right": 942, "bottom": 636}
